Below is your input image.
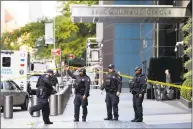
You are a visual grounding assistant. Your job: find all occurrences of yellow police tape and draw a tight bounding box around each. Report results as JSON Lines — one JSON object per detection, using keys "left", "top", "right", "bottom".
{"left": 1, "top": 65, "right": 192, "bottom": 90}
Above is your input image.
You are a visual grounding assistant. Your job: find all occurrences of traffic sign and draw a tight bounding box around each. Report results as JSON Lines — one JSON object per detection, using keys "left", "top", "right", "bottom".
{"left": 68, "top": 54, "right": 75, "bottom": 59}
{"left": 52, "top": 49, "right": 60, "bottom": 56}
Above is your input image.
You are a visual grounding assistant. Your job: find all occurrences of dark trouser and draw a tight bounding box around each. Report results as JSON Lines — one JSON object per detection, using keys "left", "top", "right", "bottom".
{"left": 133, "top": 94, "right": 144, "bottom": 120}
{"left": 31, "top": 98, "right": 50, "bottom": 123}
{"left": 74, "top": 94, "right": 88, "bottom": 120}
{"left": 105, "top": 92, "right": 119, "bottom": 119}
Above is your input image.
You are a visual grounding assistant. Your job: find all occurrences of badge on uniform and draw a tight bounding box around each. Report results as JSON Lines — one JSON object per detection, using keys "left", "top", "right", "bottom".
{"left": 113, "top": 76, "right": 115, "bottom": 78}
{"left": 82, "top": 79, "right": 84, "bottom": 81}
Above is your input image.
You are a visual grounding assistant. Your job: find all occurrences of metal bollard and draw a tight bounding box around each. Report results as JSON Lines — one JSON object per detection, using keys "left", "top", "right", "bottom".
{"left": 4, "top": 96, "right": 13, "bottom": 119}
{"left": 50, "top": 95, "right": 58, "bottom": 116}
{"left": 56, "top": 85, "right": 59, "bottom": 92}
{"left": 58, "top": 94, "right": 64, "bottom": 115}
{"left": 31, "top": 95, "right": 40, "bottom": 117}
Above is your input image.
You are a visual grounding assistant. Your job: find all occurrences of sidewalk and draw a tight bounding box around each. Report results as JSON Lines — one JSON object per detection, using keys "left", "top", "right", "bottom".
{"left": 1, "top": 89, "right": 191, "bottom": 128}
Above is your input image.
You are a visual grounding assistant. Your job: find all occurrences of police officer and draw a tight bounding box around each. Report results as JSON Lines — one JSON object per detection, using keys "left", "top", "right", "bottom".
{"left": 101, "top": 64, "right": 122, "bottom": 121}
{"left": 129, "top": 67, "right": 147, "bottom": 122}
{"left": 64, "top": 66, "right": 90, "bottom": 122}
{"left": 29, "top": 69, "right": 56, "bottom": 124}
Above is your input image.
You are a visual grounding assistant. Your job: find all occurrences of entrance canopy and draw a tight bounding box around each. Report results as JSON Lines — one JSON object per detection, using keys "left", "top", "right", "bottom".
{"left": 70, "top": 5, "right": 191, "bottom": 23}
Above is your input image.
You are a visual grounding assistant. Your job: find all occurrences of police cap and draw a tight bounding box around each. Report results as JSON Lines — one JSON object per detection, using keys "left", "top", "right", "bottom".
{"left": 108, "top": 64, "right": 115, "bottom": 69}
{"left": 135, "top": 67, "right": 142, "bottom": 72}
{"left": 46, "top": 69, "right": 54, "bottom": 74}
{"left": 79, "top": 68, "right": 86, "bottom": 73}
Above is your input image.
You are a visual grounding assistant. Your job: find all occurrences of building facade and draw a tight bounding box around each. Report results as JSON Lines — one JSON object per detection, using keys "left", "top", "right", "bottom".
{"left": 96, "top": 0, "right": 192, "bottom": 87}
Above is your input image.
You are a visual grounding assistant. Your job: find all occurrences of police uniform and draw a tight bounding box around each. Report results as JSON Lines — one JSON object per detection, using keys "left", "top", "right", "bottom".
{"left": 129, "top": 67, "right": 147, "bottom": 122}
{"left": 29, "top": 69, "right": 56, "bottom": 124}
{"left": 67, "top": 68, "right": 90, "bottom": 122}
{"left": 101, "top": 64, "right": 122, "bottom": 120}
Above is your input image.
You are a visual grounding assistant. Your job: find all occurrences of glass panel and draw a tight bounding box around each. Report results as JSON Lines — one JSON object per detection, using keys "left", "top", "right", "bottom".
{"left": 2, "top": 57, "right": 11, "bottom": 67}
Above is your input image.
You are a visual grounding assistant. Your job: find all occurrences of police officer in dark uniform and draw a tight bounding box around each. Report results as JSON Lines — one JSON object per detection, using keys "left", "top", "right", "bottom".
{"left": 29, "top": 69, "right": 57, "bottom": 124}
{"left": 129, "top": 67, "right": 147, "bottom": 122}
{"left": 101, "top": 64, "right": 122, "bottom": 121}
{"left": 64, "top": 66, "right": 90, "bottom": 122}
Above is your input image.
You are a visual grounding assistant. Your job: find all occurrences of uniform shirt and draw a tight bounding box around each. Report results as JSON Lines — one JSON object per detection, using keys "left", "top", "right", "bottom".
{"left": 101, "top": 71, "right": 122, "bottom": 93}
{"left": 67, "top": 70, "right": 90, "bottom": 97}
{"left": 132, "top": 74, "right": 147, "bottom": 94}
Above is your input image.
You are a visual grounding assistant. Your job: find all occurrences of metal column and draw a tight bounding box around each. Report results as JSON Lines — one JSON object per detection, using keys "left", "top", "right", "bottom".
{"left": 4, "top": 96, "right": 13, "bottom": 119}
{"left": 31, "top": 95, "right": 40, "bottom": 117}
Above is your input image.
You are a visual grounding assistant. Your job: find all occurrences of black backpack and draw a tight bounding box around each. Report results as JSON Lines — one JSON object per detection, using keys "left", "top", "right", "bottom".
{"left": 36, "top": 75, "right": 44, "bottom": 88}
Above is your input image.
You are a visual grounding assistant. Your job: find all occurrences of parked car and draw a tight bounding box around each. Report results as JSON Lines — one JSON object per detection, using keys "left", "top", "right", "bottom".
{"left": 0, "top": 79, "right": 29, "bottom": 110}
{"left": 27, "top": 73, "right": 43, "bottom": 95}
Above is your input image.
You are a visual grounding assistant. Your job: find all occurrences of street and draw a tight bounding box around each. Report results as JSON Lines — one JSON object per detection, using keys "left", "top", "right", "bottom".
{"left": 1, "top": 88, "right": 191, "bottom": 128}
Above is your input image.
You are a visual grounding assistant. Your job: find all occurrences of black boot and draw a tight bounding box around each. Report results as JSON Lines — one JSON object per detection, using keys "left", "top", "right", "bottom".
{"left": 74, "top": 119, "right": 79, "bottom": 122}
{"left": 104, "top": 117, "right": 112, "bottom": 120}
{"left": 113, "top": 115, "right": 119, "bottom": 121}
{"left": 135, "top": 118, "right": 143, "bottom": 122}
{"left": 82, "top": 118, "right": 86, "bottom": 122}
{"left": 44, "top": 121, "right": 53, "bottom": 124}
{"left": 131, "top": 118, "right": 137, "bottom": 122}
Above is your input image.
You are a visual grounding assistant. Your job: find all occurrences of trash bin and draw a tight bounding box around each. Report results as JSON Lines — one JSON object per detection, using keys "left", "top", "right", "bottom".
{"left": 31, "top": 95, "right": 40, "bottom": 117}
{"left": 4, "top": 96, "right": 13, "bottom": 119}
{"left": 50, "top": 95, "right": 58, "bottom": 116}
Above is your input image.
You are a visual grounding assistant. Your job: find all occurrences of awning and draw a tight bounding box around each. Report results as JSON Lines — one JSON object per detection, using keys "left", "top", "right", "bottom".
{"left": 70, "top": 5, "right": 191, "bottom": 23}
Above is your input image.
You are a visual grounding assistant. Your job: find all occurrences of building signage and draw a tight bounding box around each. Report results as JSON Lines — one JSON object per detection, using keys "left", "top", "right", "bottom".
{"left": 70, "top": 5, "right": 190, "bottom": 23}
{"left": 91, "top": 8, "right": 172, "bottom": 17}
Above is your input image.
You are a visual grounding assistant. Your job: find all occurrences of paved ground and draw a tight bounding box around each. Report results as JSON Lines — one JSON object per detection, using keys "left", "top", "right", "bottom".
{"left": 1, "top": 88, "right": 191, "bottom": 128}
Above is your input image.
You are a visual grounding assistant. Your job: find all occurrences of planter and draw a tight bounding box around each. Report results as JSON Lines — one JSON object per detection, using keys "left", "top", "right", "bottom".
{"left": 180, "top": 96, "right": 192, "bottom": 108}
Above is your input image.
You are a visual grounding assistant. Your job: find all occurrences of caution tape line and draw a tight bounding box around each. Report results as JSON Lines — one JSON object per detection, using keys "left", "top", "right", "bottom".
{"left": 2, "top": 65, "right": 192, "bottom": 90}
{"left": 85, "top": 69, "right": 192, "bottom": 90}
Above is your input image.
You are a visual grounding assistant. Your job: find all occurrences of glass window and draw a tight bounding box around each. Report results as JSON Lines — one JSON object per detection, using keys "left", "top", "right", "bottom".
{"left": 7, "top": 81, "right": 16, "bottom": 90}
{"left": 114, "top": 24, "right": 140, "bottom": 39}
{"left": 9, "top": 80, "right": 19, "bottom": 89}
{"left": 3, "top": 81, "right": 11, "bottom": 90}
{"left": 0, "top": 82, "right": 3, "bottom": 89}
{"left": 29, "top": 75, "right": 41, "bottom": 81}
{"left": 2, "top": 57, "right": 11, "bottom": 67}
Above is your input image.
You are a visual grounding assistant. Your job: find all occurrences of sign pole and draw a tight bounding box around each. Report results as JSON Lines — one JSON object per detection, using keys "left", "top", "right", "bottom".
{"left": 53, "top": 17, "right": 56, "bottom": 72}
{"left": 60, "top": 48, "right": 63, "bottom": 85}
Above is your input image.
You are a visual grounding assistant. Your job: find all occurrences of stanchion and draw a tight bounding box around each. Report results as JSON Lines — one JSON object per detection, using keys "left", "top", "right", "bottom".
{"left": 56, "top": 85, "right": 59, "bottom": 92}
{"left": 50, "top": 95, "right": 58, "bottom": 116}
{"left": 31, "top": 95, "right": 40, "bottom": 117}
{"left": 58, "top": 94, "right": 63, "bottom": 115}
{"left": 4, "top": 96, "right": 13, "bottom": 119}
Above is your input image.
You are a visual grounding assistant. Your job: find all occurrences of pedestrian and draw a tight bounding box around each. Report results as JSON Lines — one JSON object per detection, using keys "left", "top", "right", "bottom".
{"left": 64, "top": 65, "right": 90, "bottom": 122}
{"left": 29, "top": 69, "right": 57, "bottom": 124}
{"left": 129, "top": 67, "right": 147, "bottom": 122}
{"left": 165, "top": 69, "right": 171, "bottom": 83}
{"left": 101, "top": 64, "right": 122, "bottom": 121}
